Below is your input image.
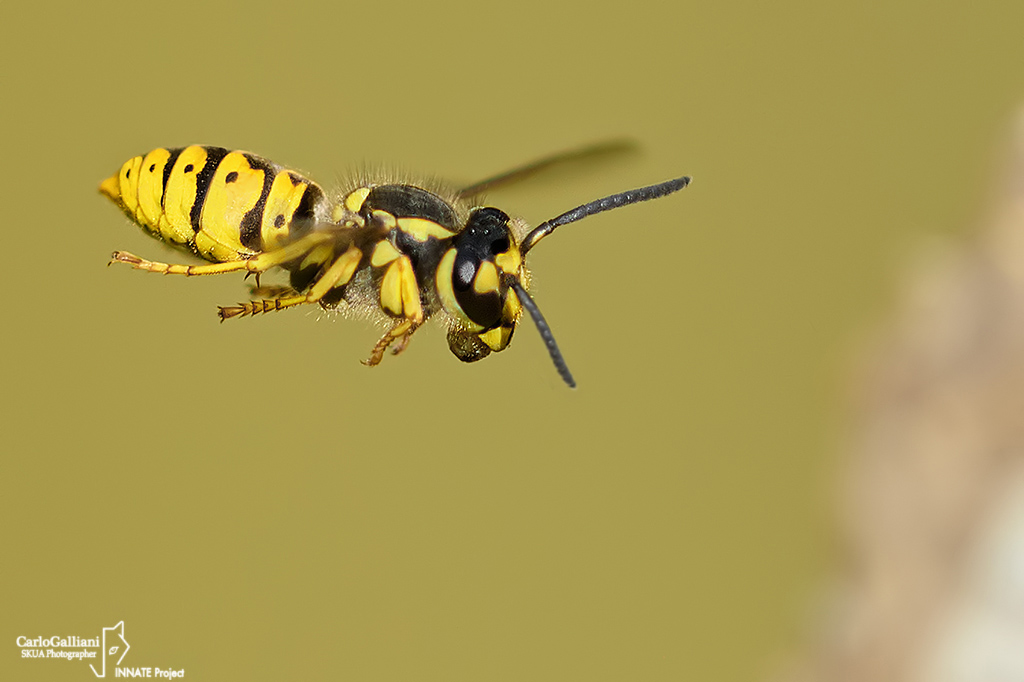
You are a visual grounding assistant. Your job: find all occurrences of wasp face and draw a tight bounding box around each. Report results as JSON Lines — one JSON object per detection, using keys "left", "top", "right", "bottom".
{"left": 437, "top": 207, "right": 525, "bottom": 362}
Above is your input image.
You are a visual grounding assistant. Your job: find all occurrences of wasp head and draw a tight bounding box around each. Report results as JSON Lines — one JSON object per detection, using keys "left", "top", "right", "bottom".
{"left": 438, "top": 175, "right": 690, "bottom": 388}
{"left": 437, "top": 207, "right": 526, "bottom": 364}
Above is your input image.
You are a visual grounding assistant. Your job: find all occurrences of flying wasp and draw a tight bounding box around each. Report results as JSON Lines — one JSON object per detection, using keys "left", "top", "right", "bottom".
{"left": 100, "top": 143, "right": 690, "bottom": 387}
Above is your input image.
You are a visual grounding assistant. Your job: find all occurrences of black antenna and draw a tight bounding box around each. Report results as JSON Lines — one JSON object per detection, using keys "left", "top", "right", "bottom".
{"left": 521, "top": 176, "right": 691, "bottom": 255}
{"left": 508, "top": 279, "right": 576, "bottom": 388}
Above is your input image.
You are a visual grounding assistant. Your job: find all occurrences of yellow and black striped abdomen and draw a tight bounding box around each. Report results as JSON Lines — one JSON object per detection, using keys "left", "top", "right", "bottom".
{"left": 100, "top": 145, "right": 328, "bottom": 263}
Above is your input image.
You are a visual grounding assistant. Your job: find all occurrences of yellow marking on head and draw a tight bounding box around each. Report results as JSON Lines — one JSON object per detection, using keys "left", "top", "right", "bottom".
{"left": 371, "top": 240, "right": 401, "bottom": 267}
{"left": 436, "top": 248, "right": 482, "bottom": 331}
{"left": 199, "top": 152, "right": 264, "bottom": 258}
{"left": 503, "top": 286, "right": 522, "bottom": 321}
{"left": 396, "top": 217, "right": 454, "bottom": 242}
{"left": 261, "top": 172, "right": 309, "bottom": 251}
{"left": 479, "top": 326, "right": 513, "bottom": 352}
{"left": 495, "top": 246, "right": 522, "bottom": 276}
{"left": 115, "top": 155, "right": 143, "bottom": 214}
{"left": 477, "top": 285, "right": 522, "bottom": 352}
{"left": 473, "top": 261, "right": 499, "bottom": 295}
{"left": 344, "top": 187, "right": 371, "bottom": 213}
{"left": 161, "top": 146, "right": 210, "bottom": 245}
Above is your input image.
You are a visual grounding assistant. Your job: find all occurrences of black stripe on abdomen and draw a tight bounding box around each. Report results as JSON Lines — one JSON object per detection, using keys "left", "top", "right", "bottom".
{"left": 159, "top": 147, "right": 183, "bottom": 211}
{"left": 290, "top": 180, "right": 324, "bottom": 239}
{"left": 189, "top": 146, "right": 229, "bottom": 233}
{"left": 240, "top": 153, "right": 276, "bottom": 251}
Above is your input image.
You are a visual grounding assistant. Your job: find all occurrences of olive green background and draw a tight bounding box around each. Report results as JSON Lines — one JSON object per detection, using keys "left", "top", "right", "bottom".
{"left": 2, "top": 1, "right": 1022, "bottom": 680}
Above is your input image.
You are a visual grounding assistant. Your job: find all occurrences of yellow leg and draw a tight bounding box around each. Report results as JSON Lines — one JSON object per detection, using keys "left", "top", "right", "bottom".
{"left": 108, "top": 233, "right": 334, "bottom": 277}
{"left": 218, "top": 295, "right": 311, "bottom": 320}
{"left": 217, "top": 245, "right": 363, "bottom": 321}
{"left": 363, "top": 254, "right": 426, "bottom": 366}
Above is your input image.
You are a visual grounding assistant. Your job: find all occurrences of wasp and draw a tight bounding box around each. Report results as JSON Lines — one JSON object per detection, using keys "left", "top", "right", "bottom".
{"left": 100, "top": 143, "right": 690, "bottom": 387}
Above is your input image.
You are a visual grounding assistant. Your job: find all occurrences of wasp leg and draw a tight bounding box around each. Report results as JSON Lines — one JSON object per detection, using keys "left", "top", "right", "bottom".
{"left": 246, "top": 284, "right": 298, "bottom": 299}
{"left": 108, "top": 232, "right": 334, "bottom": 277}
{"left": 363, "top": 320, "right": 423, "bottom": 366}
{"left": 363, "top": 255, "right": 425, "bottom": 366}
{"left": 218, "top": 294, "right": 312, "bottom": 320}
{"left": 243, "top": 271, "right": 263, "bottom": 289}
{"left": 389, "top": 326, "right": 418, "bottom": 356}
{"left": 218, "top": 244, "right": 363, "bottom": 321}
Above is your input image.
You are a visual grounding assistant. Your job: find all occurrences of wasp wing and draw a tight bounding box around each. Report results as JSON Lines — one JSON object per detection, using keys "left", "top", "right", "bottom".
{"left": 456, "top": 139, "right": 638, "bottom": 199}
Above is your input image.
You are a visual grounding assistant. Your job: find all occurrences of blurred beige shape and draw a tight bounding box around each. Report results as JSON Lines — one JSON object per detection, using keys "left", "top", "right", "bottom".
{"left": 788, "top": 109, "right": 1024, "bottom": 682}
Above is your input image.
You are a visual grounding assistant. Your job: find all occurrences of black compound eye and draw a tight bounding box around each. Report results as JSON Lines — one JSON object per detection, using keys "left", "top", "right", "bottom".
{"left": 458, "top": 208, "right": 511, "bottom": 258}
{"left": 454, "top": 281, "right": 502, "bottom": 328}
{"left": 449, "top": 207, "right": 513, "bottom": 328}
{"left": 490, "top": 236, "right": 510, "bottom": 255}
{"left": 453, "top": 207, "right": 511, "bottom": 291}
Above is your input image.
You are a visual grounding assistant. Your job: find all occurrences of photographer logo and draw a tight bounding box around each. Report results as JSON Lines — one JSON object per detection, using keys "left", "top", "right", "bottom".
{"left": 16, "top": 621, "right": 184, "bottom": 678}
